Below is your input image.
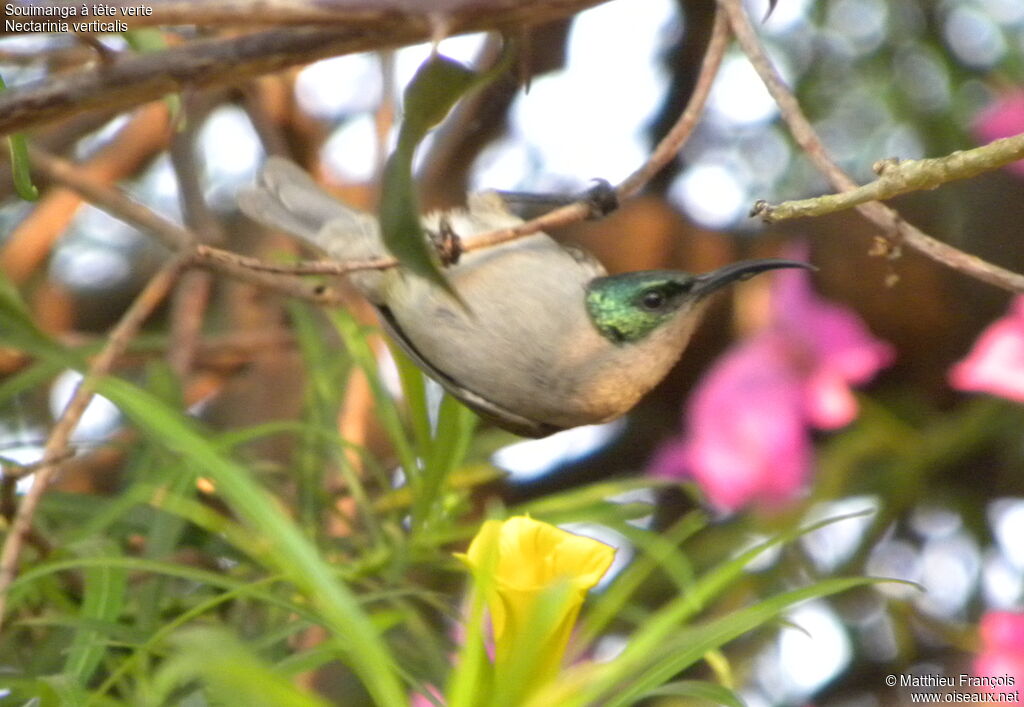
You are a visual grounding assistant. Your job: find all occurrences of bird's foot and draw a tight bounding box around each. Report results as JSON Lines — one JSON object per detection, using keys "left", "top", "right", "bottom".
{"left": 429, "top": 216, "right": 464, "bottom": 266}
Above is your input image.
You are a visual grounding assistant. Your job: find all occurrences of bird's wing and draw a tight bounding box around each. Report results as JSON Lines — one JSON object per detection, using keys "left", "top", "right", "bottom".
{"left": 375, "top": 304, "right": 563, "bottom": 438}
{"left": 238, "top": 157, "right": 383, "bottom": 261}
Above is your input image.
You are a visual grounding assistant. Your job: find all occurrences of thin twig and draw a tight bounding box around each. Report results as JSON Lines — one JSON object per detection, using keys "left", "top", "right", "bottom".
{"left": 0, "top": 256, "right": 189, "bottom": 629}
{"left": 718, "top": 0, "right": 1024, "bottom": 293}
{"left": 0, "top": 450, "right": 77, "bottom": 483}
{"left": 27, "top": 148, "right": 347, "bottom": 304}
{"left": 13, "top": 3, "right": 727, "bottom": 289}
{"left": 422, "top": 6, "right": 732, "bottom": 254}
{"left": 2, "top": 104, "right": 171, "bottom": 284}
{"left": 0, "top": 0, "right": 610, "bottom": 136}
{"left": 753, "top": 134, "right": 1024, "bottom": 222}
{"left": 168, "top": 94, "right": 223, "bottom": 378}
{"left": 192, "top": 244, "right": 397, "bottom": 276}
{"left": 28, "top": 146, "right": 191, "bottom": 252}
{"left": 617, "top": 8, "right": 730, "bottom": 200}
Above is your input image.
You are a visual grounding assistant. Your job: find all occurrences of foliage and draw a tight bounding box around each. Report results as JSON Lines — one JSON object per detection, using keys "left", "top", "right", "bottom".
{"left": 0, "top": 278, "right": 889, "bottom": 705}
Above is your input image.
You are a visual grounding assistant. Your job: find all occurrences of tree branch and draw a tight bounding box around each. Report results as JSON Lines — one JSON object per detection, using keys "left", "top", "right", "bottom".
{"left": 0, "top": 255, "right": 189, "bottom": 629}
{"left": 718, "top": 0, "right": 1024, "bottom": 294}
{"left": 753, "top": 134, "right": 1024, "bottom": 222}
{"left": 0, "top": 0, "right": 609, "bottom": 136}
{"left": 27, "top": 148, "right": 347, "bottom": 304}
{"left": 444, "top": 6, "right": 731, "bottom": 252}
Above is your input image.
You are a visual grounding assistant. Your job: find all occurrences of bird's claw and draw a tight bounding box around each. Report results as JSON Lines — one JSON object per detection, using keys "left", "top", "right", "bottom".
{"left": 430, "top": 216, "right": 463, "bottom": 267}
{"left": 580, "top": 178, "right": 618, "bottom": 219}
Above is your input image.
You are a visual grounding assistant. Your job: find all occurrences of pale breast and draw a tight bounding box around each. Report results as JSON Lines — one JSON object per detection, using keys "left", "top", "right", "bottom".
{"left": 386, "top": 233, "right": 623, "bottom": 428}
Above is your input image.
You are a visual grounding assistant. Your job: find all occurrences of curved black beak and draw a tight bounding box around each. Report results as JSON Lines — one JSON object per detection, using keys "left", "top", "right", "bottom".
{"left": 691, "top": 258, "right": 816, "bottom": 299}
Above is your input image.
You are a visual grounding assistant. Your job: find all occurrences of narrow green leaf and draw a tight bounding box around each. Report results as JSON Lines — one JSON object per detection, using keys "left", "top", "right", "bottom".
{"left": 412, "top": 393, "right": 477, "bottom": 533}
{"left": 10, "top": 557, "right": 305, "bottom": 618}
{"left": 0, "top": 73, "right": 40, "bottom": 201}
{"left": 328, "top": 308, "right": 419, "bottom": 479}
{"left": 152, "top": 627, "right": 332, "bottom": 707}
{"left": 0, "top": 677, "right": 66, "bottom": 707}
{"left": 578, "top": 577, "right": 884, "bottom": 707}
{"left": 64, "top": 542, "right": 128, "bottom": 687}
{"left": 85, "top": 377, "right": 408, "bottom": 707}
{"left": 391, "top": 342, "right": 433, "bottom": 457}
{"left": 668, "top": 509, "right": 877, "bottom": 625}
{"left": 579, "top": 512, "right": 706, "bottom": 646}
{"left": 40, "top": 675, "right": 88, "bottom": 707}
{"left": 642, "top": 680, "right": 746, "bottom": 707}
{"left": 90, "top": 576, "right": 286, "bottom": 704}
{"left": 0, "top": 267, "right": 40, "bottom": 333}
{"left": 378, "top": 54, "right": 484, "bottom": 295}
{"left": 0, "top": 359, "right": 64, "bottom": 408}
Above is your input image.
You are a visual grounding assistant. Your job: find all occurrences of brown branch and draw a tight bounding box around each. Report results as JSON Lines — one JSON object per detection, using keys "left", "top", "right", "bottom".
{"left": 0, "top": 0, "right": 610, "bottom": 136}
{"left": 461, "top": 6, "right": 730, "bottom": 252}
{"left": 718, "top": 0, "right": 1024, "bottom": 294}
{"left": 192, "top": 244, "right": 397, "bottom": 276}
{"left": 1, "top": 103, "right": 171, "bottom": 284}
{"left": 27, "top": 148, "right": 347, "bottom": 304}
{"left": 754, "top": 134, "right": 1024, "bottom": 221}
{"left": 0, "top": 255, "right": 189, "bottom": 629}
{"left": 16, "top": 2, "right": 728, "bottom": 307}
{"left": 28, "top": 146, "right": 189, "bottom": 251}
{"left": 9, "top": 2, "right": 724, "bottom": 292}
{"left": 36, "top": 0, "right": 608, "bottom": 26}
{"left": 616, "top": 8, "right": 730, "bottom": 200}
{"left": 183, "top": 6, "right": 730, "bottom": 278}
{"left": 167, "top": 94, "right": 223, "bottom": 377}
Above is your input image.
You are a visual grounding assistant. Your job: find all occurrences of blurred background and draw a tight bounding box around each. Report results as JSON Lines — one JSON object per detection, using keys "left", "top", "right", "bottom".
{"left": 2, "top": 0, "right": 1024, "bottom": 704}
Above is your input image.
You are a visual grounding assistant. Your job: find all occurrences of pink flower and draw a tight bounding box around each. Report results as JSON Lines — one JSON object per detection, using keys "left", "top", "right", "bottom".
{"left": 651, "top": 264, "right": 893, "bottom": 512}
{"left": 974, "top": 611, "right": 1024, "bottom": 692}
{"left": 972, "top": 90, "right": 1024, "bottom": 177}
{"left": 772, "top": 263, "right": 895, "bottom": 428}
{"left": 949, "top": 296, "right": 1024, "bottom": 403}
{"left": 651, "top": 334, "right": 811, "bottom": 511}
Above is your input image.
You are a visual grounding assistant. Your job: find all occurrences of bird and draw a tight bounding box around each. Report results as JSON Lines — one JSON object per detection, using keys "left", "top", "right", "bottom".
{"left": 238, "top": 157, "right": 811, "bottom": 438}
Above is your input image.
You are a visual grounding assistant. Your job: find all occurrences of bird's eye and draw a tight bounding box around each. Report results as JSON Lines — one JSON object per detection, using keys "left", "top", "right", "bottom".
{"left": 640, "top": 289, "right": 665, "bottom": 311}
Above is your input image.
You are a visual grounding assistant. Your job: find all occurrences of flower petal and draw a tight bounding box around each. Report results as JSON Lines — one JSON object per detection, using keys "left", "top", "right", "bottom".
{"left": 973, "top": 91, "right": 1024, "bottom": 177}
{"left": 658, "top": 334, "right": 811, "bottom": 511}
{"left": 803, "top": 367, "right": 860, "bottom": 429}
{"left": 950, "top": 296, "right": 1024, "bottom": 403}
{"left": 772, "top": 264, "right": 895, "bottom": 385}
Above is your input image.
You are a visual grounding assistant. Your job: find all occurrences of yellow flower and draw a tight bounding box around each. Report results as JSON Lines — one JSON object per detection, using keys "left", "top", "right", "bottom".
{"left": 457, "top": 516, "right": 615, "bottom": 695}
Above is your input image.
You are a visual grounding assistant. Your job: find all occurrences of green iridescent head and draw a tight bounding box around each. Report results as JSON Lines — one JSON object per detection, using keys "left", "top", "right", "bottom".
{"left": 585, "top": 271, "right": 696, "bottom": 344}
{"left": 585, "top": 259, "right": 813, "bottom": 345}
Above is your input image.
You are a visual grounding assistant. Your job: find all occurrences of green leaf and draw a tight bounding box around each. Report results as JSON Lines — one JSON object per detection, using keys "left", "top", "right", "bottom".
{"left": 0, "top": 271, "right": 81, "bottom": 374}
{"left": 70, "top": 376, "right": 406, "bottom": 707}
{"left": 576, "top": 577, "right": 885, "bottom": 707}
{"left": 64, "top": 541, "right": 128, "bottom": 687}
{"left": 0, "top": 73, "right": 40, "bottom": 201}
{"left": 152, "top": 627, "right": 332, "bottom": 707}
{"left": 643, "top": 680, "right": 746, "bottom": 707}
{"left": 411, "top": 393, "right": 477, "bottom": 533}
{"left": 378, "top": 54, "right": 485, "bottom": 296}
{"left": 0, "top": 267, "right": 40, "bottom": 333}
{"left": 328, "top": 308, "right": 419, "bottom": 479}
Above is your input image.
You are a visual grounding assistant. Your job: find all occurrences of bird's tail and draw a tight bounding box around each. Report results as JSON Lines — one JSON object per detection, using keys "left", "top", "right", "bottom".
{"left": 237, "top": 157, "right": 382, "bottom": 260}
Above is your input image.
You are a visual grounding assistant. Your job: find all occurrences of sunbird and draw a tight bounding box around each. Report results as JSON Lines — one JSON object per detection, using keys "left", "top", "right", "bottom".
{"left": 239, "top": 158, "right": 810, "bottom": 437}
